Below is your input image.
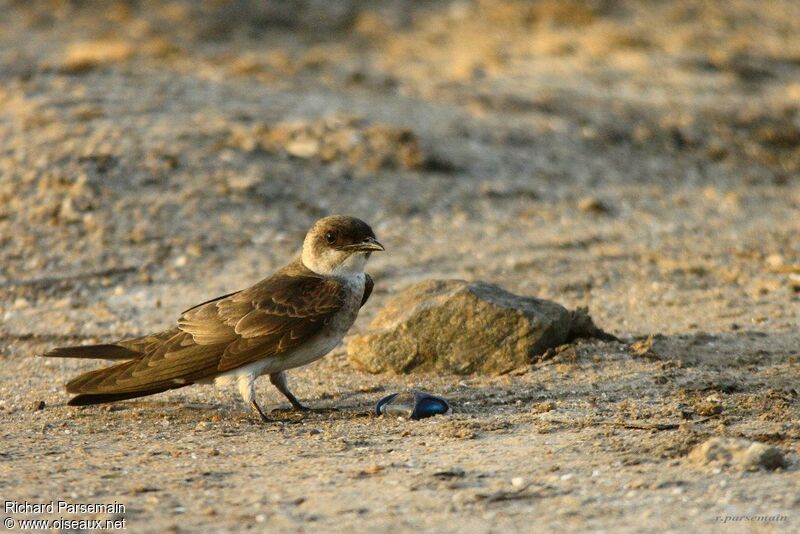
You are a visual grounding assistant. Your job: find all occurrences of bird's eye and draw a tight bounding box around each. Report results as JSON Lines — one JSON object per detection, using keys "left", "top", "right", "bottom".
{"left": 325, "top": 231, "right": 336, "bottom": 244}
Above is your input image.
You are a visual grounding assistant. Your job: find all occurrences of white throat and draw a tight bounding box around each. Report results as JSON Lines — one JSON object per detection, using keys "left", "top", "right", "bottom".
{"left": 330, "top": 252, "right": 368, "bottom": 275}
{"left": 302, "top": 247, "right": 368, "bottom": 277}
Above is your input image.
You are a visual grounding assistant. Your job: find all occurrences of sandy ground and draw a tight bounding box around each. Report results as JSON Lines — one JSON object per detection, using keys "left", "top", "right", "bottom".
{"left": 1, "top": 1, "right": 799, "bottom": 532}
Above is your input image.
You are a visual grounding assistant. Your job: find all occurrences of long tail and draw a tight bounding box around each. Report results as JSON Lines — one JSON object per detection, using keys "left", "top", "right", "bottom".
{"left": 62, "top": 360, "right": 192, "bottom": 406}
{"left": 42, "top": 344, "right": 142, "bottom": 360}
{"left": 67, "top": 388, "right": 183, "bottom": 406}
{"left": 41, "top": 330, "right": 181, "bottom": 361}
{"left": 42, "top": 330, "right": 193, "bottom": 406}
{"left": 67, "top": 384, "right": 189, "bottom": 406}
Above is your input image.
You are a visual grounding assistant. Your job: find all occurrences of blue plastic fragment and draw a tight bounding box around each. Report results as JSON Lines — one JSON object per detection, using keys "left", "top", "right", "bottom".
{"left": 375, "top": 393, "right": 400, "bottom": 416}
{"left": 412, "top": 391, "right": 450, "bottom": 419}
{"left": 375, "top": 391, "right": 450, "bottom": 420}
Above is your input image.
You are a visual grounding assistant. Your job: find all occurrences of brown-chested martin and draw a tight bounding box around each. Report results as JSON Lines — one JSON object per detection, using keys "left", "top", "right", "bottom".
{"left": 42, "top": 215, "right": 384, "bottom": 422}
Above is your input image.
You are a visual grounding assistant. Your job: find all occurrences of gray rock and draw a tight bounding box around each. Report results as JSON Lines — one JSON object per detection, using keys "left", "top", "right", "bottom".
{"left": 688, "top": 437, "right": 787, "bottom": 471}
{"left": 347, "top": 279, "right": 616, "bottom": 374}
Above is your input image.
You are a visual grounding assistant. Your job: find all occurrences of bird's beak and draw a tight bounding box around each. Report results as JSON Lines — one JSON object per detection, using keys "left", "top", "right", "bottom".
{"left": 347, "top": 237, "right": 385, "bottom": 252}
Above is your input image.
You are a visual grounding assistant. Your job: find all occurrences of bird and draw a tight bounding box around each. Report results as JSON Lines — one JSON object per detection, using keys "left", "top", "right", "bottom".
{"left": 42, "top": 215, "right": 384, "bottom": 422}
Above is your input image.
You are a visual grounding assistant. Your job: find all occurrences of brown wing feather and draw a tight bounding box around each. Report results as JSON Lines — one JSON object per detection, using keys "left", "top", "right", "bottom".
{"left": 116, "top": 329, "right": 183, "bottom": 354}
{"left": 180, "top": 290, "right": 241, "bottom": 315}
{"left": 64, "top": 260, "right": 347, "bottom": 397}
{"left": 178, "top": 262, "right": 347, "bottom": 372}
{"left": 213, "top": 262, "right": 346, "bottom": 371}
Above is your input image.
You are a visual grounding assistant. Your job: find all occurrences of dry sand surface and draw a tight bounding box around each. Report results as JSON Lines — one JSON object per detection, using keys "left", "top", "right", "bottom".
{"left": 1, "top": 1, "right": 799, "bottom": 532}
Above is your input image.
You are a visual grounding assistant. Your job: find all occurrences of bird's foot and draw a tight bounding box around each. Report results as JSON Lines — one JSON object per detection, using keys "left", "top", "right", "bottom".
{"left": 251, "top": 400, "right": 270, "bottom": 424}
{"left": 290, "top": 401, "right": 311, "bottom": 412}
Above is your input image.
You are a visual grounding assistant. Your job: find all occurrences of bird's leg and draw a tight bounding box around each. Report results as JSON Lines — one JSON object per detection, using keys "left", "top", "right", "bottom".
{"left": 238, "top": 374, "right": 269, "bottom": 423}
{"left": 269, "top": 371, "right": 310, "bottom": 412}
{"left": 250, "top": 399, "right": 270, "bottom": 423}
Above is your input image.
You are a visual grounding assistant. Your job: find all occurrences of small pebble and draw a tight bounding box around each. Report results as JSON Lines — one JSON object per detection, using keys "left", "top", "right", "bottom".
{"left": 578, "top": 196, "right": 611, "bottom": 214}
{"left": 688, "top": 437, "right": 786, "bottom": 471}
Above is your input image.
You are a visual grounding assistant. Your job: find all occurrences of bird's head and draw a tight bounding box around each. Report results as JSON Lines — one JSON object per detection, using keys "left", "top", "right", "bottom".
{"left": 302, "top": 215, "right": 384, "bottom": 276}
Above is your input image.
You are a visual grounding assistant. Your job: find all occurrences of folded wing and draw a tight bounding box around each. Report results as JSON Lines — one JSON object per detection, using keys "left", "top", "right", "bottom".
{"left": 58, "top": 260, "right": 347, "bottom": 403}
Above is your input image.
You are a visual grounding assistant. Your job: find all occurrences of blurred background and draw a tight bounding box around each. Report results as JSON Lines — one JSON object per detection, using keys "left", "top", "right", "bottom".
{"left": 1, "top": 0, "right": 798, "bottom": 345}
{"left": 1, "top": 0, "right": 797, "bottom": 340}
